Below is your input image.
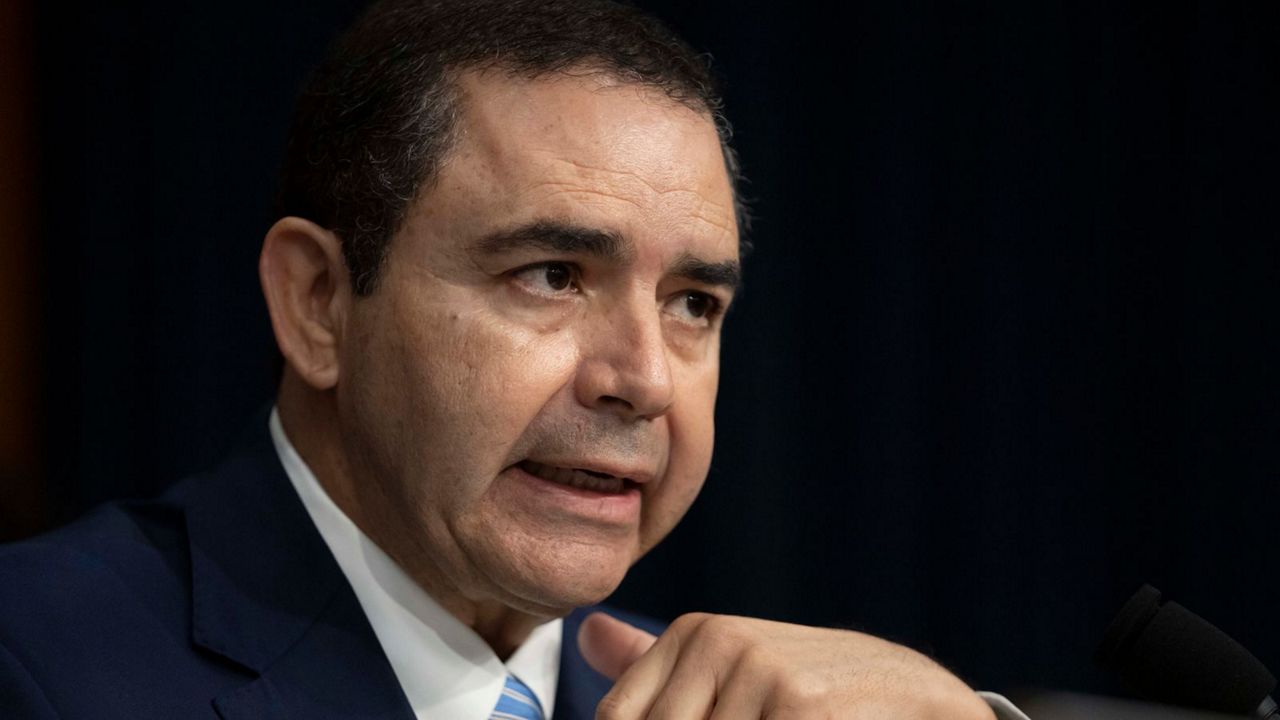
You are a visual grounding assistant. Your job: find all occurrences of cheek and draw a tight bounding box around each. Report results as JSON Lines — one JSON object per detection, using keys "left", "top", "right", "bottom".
{"left": 639, "top": 364, "right": 718, "bottom": 549}
{"left": 387, "top": 299, "right": 582, "bottom": 470}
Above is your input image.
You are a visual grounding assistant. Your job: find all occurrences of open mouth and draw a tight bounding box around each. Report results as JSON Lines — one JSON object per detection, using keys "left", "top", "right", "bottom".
{"left": 517, "top": 460, "right": 637, "bottom": 495}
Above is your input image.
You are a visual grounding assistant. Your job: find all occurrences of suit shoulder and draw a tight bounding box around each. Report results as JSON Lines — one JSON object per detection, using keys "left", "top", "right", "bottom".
{"left": 0, "top": 474, "right": 254, "bottom": 719}
{"left": 0, "top": 487, "right": 186, "bottom": 574}
{"left": 0, "top": 491, "right": 191, "bottom": 644}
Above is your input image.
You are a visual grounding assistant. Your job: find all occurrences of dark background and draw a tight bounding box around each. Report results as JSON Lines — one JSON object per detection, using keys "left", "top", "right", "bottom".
{"left": 3, "top": 0, "right": 1277, "bottom": 700}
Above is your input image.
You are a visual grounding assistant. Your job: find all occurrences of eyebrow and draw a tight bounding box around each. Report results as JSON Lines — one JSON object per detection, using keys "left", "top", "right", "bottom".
{"left": 472, "top": 219, "right": 741, "bottom": 291}
{"left": 671, "top": 253, "right": 743, "bottom": 292}
{"left": 472, "top": 220, "right": 631, "bottom": 262}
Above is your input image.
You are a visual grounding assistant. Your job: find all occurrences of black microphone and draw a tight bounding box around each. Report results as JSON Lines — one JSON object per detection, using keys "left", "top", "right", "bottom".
{"left": 1097, "top": 584, "right": 1279, "bottom": 718}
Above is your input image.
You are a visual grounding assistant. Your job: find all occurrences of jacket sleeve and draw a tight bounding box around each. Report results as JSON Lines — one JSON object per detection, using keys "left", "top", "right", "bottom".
{"left": 0, "top": 640, "right": 61, "bottom": 720}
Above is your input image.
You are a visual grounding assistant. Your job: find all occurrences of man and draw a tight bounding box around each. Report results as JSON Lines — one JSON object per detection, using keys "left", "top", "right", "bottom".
{"left": 0, "top": 1, "right": 1027, "bottom": 717}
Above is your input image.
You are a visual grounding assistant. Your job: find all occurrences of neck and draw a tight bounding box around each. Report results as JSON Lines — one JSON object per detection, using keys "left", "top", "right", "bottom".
{"left": 275, "top": 371, "right": 543, "bottom": 660}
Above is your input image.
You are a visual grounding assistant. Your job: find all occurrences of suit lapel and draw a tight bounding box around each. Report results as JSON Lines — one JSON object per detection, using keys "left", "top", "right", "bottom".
{"left": 553, "top": 607, "right": 669, "bottom": 720}
{"left": 175, "top": 412, "right": 414, "bottom": 720}
{"left": 552, "top": 608, "right": 615, "bottom": 720}
{"left": 177, "top": 412, "right": 653, "bottom": 720}
{"left": 210, "top": 585, "right": 415, "bottom": 720}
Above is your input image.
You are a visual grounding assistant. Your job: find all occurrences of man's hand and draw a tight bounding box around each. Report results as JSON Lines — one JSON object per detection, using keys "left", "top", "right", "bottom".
{"left": 578, "top": 611, "right": 996, "bottom": 720}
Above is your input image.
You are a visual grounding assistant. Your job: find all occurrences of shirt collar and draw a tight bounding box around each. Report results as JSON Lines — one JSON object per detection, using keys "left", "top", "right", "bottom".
{"left": 269, "top": 408, "right": 562, "bottom": 720}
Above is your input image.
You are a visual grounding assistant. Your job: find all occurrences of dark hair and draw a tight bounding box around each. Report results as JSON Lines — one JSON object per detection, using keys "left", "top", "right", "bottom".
{"left": 276, "top": 0, "right": 745, "bottom": 296}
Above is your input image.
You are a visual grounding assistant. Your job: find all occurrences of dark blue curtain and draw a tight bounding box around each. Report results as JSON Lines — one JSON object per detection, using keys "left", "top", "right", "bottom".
{"left": 33, "top": 0, "right": 1280, "bottom": 697}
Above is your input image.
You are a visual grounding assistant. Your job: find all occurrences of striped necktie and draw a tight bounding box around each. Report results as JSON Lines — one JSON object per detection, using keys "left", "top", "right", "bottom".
{"left": 489, "top": 674, "right": 545, "bottom": 720}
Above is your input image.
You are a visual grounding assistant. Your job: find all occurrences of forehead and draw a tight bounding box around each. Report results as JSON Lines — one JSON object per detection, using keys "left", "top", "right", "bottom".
{"left": 425, "top": 69, "right": 739, "bottom": 258}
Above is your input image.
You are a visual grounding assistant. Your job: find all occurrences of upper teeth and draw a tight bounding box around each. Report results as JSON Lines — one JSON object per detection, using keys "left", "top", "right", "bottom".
{"left": 522, "top": 461, "right": 626, "bottom": 493}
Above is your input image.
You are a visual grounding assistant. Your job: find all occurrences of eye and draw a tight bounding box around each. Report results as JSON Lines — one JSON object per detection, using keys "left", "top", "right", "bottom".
{"left": 512, "top": 262, "right": 579, "bottom": 295}
{"left": 665, "top": 291, "right": 722, "bottom": 324}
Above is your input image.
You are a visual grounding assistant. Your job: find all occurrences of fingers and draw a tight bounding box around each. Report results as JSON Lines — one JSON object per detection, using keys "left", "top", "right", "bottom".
{"left": 641, "top": 642, "right": 718, "bottom": 720}
{"left": 704, "top": 666, "right": 767, "bottom": 720}
{"left": 578, "top": 612, "right": 659, "bottom": 681}
{"left": 589, "top": 611, "right": 995, "bottom": 720}
{"left": 594, "top": 622, "right": 681, "bottom": 719}
{"left": 596, "top": 613, "right": 723, "bottom": 720}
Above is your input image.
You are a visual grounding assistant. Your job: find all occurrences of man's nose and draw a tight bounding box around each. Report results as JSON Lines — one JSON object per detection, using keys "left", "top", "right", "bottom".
{"left": 574, "top": 301, "right": 675, "bottom": 421}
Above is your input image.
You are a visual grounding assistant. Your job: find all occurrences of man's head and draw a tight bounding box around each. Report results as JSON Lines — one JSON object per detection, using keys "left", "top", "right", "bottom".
{"left": 276, "top": 0, "right": 745, "bottom": 296}
{"left": 260, "top": 0, "right": 741, "bottom": 629}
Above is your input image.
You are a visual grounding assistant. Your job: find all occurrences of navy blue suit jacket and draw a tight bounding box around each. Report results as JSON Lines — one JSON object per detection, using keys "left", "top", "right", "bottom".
{"left": 0, "top": 416, "right": 659, "bottom": 718}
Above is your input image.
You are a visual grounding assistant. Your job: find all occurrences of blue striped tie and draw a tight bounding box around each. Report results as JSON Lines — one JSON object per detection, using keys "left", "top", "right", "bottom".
{"left": 489, "top": 674, "right": 545, "bottom": 720}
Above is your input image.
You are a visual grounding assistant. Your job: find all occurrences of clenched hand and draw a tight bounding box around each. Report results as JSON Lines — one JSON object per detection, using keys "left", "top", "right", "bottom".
{"left": 578, "top": 612, "right": 996, "bottom": 720}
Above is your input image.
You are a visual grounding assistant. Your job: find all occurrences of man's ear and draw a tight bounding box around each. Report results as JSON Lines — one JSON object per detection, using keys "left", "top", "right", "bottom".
{"left": 259, "top": 217, "right": 351, "bottom": 391}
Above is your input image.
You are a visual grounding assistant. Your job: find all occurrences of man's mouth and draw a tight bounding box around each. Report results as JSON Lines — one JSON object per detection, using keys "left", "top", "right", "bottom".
{"left": 516, "top": 460, "right": 638, "bottom": 495}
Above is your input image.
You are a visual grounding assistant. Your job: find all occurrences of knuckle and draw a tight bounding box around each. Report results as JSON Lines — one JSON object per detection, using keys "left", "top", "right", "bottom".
{"left": 699, "top": 613, "right": 737, "bottom": 633}
{"left": 670, "top": 611, "right": 711, "bottom": 634}
{"left": 764, "top": 676, "right": 837, "bottom": 720}
{"left": 774, "top": 672, "right": 829, "bottom": 704}
{"left": 737, "top": 641, "right": 775, "bottom": 673}
{"left": 698, "top": 613, "right": 749, "bottom": 645}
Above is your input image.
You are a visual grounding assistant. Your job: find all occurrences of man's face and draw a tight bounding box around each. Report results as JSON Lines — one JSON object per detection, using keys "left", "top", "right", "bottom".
{"left": 336, "top": 69, "right": 739, "bottom": 616}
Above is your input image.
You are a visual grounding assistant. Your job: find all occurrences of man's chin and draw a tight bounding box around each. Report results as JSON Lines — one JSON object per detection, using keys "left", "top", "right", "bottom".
{"left": 488, "top": 549, "right": 633, "bottom": 616}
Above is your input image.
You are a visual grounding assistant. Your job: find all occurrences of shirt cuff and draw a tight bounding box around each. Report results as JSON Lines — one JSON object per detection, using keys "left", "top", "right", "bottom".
{"left": 978, "top": 691, "right": 1032, "bottom": 720}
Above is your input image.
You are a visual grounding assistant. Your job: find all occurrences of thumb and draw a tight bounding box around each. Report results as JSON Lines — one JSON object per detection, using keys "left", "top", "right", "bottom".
{"left": 577, "top": 611, "right": 658, "bottom": 681}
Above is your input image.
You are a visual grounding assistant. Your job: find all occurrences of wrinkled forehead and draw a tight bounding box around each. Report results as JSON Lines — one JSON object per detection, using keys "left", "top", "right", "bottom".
{"left": 442, "top": 68, "right": 740, "bottom": 248}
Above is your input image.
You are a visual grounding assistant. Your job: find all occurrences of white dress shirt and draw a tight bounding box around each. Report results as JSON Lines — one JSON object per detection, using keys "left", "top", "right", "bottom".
{"left": 271, "top": 409, "right": 1029, "bottom": 720}
{"left": 270, "top": 409, "right": 562, "bottom": 720}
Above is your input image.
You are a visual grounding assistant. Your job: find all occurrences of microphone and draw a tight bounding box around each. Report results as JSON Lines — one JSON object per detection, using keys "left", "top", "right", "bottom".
{"left": 1097, "top": 584, "right": 1279, "bottom": 718}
